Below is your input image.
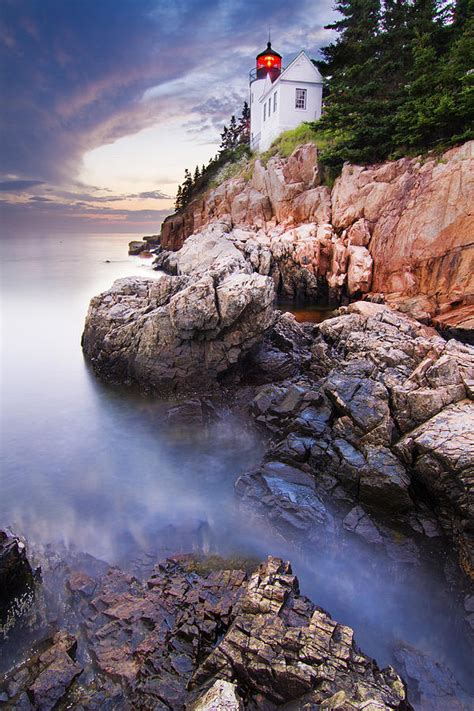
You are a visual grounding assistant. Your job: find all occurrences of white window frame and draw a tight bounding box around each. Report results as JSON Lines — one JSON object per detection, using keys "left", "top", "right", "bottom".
{"left": 273, "top": 92, "right": 277, "bottom": 112}
{"left": 295, "top": 88, "right": 307, "bottom": 110}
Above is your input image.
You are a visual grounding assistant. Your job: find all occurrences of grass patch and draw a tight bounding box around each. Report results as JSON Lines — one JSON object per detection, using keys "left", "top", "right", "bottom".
{"left": 260, "top": 123, "right": 339, "bottom": 164}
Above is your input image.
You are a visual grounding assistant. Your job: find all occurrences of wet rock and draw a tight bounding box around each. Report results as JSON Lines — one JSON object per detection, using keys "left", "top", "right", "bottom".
{"left": 0, "top": 530, "right": 35, "bottom": 630}
{"left": 235, "top": 462, "right": 333, "bottom": 536}
{"left": 28, "top": 632, "right": 82, "bottom": 710}
{"left": 2, "top": 631, "right": 82, "bottom": 710}
{"left": 128, "top": 240, "right": 147, "bottom": 255}
{"left": 360, "top": 446, "right": 413, "bottom": 514}
{"left": 67, "top": 570, "right": 97, "bottom": 598}
{"left": 393, "top": 644, "right": 472, "bottom": 710}
{"left": 343, "top": 506, "right": 383, "bottom": 545}
{"left": 1, "top": 555, "right": 414, "bottom": 709}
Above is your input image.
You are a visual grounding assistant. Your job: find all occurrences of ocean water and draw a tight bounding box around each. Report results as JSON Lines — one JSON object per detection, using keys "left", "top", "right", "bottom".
{"left": 0, "top": 233, "right": 472, "bottom": 702}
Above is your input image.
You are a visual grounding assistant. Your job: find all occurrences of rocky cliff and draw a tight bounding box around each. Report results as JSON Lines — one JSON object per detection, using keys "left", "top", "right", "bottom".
{"left": 159, "top": 141, "right": 473, "bottom": 338}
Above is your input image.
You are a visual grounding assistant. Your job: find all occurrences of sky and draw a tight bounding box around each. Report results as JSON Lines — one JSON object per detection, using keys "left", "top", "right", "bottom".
{"left": 0, "top": 0, "right": 336, "bottom": 235}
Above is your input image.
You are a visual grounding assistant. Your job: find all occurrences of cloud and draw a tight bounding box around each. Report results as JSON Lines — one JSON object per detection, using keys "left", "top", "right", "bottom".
{"left": 1, "top": 0, "right": 336, "bottom": 230}
{"left": 0, "top": 179, "right": 44, "bottom": 192}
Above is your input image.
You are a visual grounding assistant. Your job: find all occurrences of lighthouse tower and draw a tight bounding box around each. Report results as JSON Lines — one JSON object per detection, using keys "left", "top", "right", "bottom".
{"left": 249, "top": 41, "right": 282, "bottom": 150}
{"left": 249, "top": 40, "right": 323, "bottom": 152}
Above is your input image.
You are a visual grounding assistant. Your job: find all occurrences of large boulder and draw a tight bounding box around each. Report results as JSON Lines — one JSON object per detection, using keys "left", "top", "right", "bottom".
{"left": 395, "top": 399, "right": 474, "bottom": 578}
{"left": 82, "top": 269, "right": 276, "bottom": 393}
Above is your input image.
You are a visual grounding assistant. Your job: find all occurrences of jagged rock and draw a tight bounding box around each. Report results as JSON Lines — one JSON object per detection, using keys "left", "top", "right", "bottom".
{"left": 0, "top": 530, "right": 35, "bottom": 630}
{"left": 158, "top": 142, "right": 473, "bottom": 328}
{"left": 235, "top": 461, "right": 333, "bottom": 536}
{"left": 188, "top": 680, "right": 243, "bottom": 710}
{"left": 190, "top": 557, "right": 410, "bottom": 709}
{"left": 175, "top": 223, "right": 250, "bottom": 278}
{"left": 331, "top": 142, "right": 473, "bottom": 322}
{"left": 239, "top": 303, "right": 474, "bottom": 575}
{"left": 2, "top": 556, "right": 412, "bottom": 709}
{"left": 395, "top": 399, "right": 474, "bottom": 578}
{"left": 82, "top": 268, "right": 276, "bottom": 393}
{"left": 2, "top": 631, "right": 83, "bottom": 710}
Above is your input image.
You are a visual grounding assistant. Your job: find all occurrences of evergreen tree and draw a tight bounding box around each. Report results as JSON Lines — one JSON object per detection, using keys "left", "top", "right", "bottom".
{"left": 181, "top": 168, "right": 193, "bottom": 207}
{"left": 238, "top": 101, "right": 250, "bottom": 144}
{"left": 228, "top": 115, "right": 239, "bottom": 148}
{"left": 394, "top": 2, "right": 474, "bottom": 150}
{"left": 219, "top": 125, "right": 229, "bottom": 152}
{"left": 318, "top": 0, "right": 384, "bottom": 164}
{"left": 174, "top": 184, "right": 183, "bottom": 212}
{"left": 193, "top": 165, "right": 201, "bottom": 183}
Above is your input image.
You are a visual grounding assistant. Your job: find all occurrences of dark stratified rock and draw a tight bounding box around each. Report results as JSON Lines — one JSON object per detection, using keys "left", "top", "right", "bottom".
{"left": 1, "top": 556, "right": 413, "bottom": 709}
{"left": 2, "top": 631, "right": 83, "bottom": 710}
{"left": 189, "top": 557, "right": 410, "bottom": 710}
{"left": 0, "top": 530, "right": 36, "bottom": 630}
{"left": 393, "top": 644, "right": 473, "bottom": 711}
{"left": 235, "top": 461, "right": 333, "bottom": 538}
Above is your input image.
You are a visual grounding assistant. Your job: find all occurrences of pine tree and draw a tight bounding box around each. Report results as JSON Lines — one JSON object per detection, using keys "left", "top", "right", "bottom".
{"left": 228, "top": 115, "right": 239, "bottom": 148}
{"left": 238, "top": 101, "right": 250, "bottom": 144}
{"left": 318, "top": 0, "right": 384, "bottom": 164}
{"left": 174, "top": 184, "right": 183, "bottom": 212}
{"left": 193, "top": 165, "right": 201, "bottom": 183}
{"left": 394, "top": 1, "right": 474, "bottom": 150}
{"left": 219, "top": 126, "right": 227, "bottom": 152}
{"left": 181, "top": 168, "right": 193, "bottom": 207}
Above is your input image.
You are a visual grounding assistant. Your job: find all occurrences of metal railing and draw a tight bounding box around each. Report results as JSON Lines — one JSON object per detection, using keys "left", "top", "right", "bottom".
{"left": 249, "top": 66, "right": 285, "bottom": 83}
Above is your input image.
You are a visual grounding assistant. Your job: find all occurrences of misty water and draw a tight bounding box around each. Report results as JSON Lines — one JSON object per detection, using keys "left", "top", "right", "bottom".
{"left": 1, "top": 234, "right": 473, "bottom": 704}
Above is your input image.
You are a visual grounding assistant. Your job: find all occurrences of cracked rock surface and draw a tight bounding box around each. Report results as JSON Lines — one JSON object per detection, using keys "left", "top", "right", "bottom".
{"left": 0, "top": 556, "right": 412, "bottom": 710}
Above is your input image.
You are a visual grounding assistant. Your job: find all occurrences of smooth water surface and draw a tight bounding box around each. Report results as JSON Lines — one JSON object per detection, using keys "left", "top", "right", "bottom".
{"left": 1, "top": 234, "right": 472, "bottom": 702}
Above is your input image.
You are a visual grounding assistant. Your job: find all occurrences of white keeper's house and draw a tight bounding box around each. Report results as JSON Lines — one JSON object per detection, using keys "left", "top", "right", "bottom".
{"left": 249, "top": 41, "right": 323, "bottom": 152}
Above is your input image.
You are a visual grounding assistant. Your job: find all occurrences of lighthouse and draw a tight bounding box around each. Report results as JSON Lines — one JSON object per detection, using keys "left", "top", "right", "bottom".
{"left": 249, "top": 41, "right": 323, "bottom": 152}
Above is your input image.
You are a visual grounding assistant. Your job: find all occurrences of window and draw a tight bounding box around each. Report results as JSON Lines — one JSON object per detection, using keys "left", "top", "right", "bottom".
{"left": 263, "top": 103, "right": 266, "bottom": 121}
{"left": 295, "top": 88, "right": 307, "bottom": 110}
{"left": 273, "top": 92, "right": 277, "bottom": 112}
{"left": 268, "top": 98, "right": 271, "bottom": 116}
{"left": 251, "top": 92, "right": 253, "bottom": 104}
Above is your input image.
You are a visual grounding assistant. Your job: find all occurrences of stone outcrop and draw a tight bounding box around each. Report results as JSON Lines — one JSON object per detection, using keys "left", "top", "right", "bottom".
{"left": 82, "top": 225, "right": 276, "bottom": 392}
{"left": 158, "top": 141, "right": 473, "bottom": 334}
{"left": 0, "top": 530, "right": 36, "bottom": 633}
{"left": 0, "top": 556, "right": 412, "bottom": 709}
{"left": 238, "top": 303, "right": 474, "bottom": 577}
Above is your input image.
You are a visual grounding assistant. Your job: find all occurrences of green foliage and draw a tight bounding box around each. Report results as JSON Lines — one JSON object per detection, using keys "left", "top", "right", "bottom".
{"left": 175, "top": 102, "right": 251, "bottom": 211}
{"left": 259, "top": 123, "right": 334, "bottom": 162}
{"left": 174, "top": 144, "right": 251, "bottom": 212}
{"left": 316, "top": 0, "right": 474, "bottom": 168}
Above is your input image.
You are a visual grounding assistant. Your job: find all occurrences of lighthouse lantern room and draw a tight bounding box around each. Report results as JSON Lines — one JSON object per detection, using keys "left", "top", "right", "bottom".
{"left": 249, "top": 40, "right": 323, "bottom": 153}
